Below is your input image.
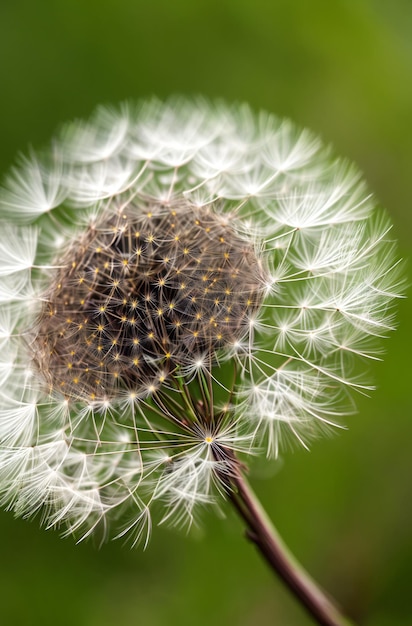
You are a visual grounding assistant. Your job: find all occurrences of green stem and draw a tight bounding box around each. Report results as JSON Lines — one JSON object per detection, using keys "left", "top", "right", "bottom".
{"left": 229, "top": 472, "right": 355, "bottom": 626}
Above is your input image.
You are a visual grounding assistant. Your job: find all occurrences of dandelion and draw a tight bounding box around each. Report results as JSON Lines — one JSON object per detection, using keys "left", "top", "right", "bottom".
{"left": 0, "top": 98, "right": 402, "bottom": 625}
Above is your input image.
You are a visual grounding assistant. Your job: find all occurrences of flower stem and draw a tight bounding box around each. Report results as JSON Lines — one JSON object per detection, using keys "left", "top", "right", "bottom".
{"left": 228, "top": 471, "right": 355, "bottom": 626}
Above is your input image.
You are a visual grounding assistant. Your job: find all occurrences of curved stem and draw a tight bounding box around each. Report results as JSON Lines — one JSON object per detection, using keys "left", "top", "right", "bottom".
{"left": 228, "top": 471, "right": 355, "bottom": 626}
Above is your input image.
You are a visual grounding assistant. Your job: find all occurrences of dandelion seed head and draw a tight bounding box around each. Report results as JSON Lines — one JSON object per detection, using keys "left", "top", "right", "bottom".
{"left": 0, "top": 97, "right": 403, "bottom": 543}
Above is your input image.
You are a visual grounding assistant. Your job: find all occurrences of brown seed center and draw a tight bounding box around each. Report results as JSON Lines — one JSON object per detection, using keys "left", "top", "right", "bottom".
{"left": 32, "top": 200, "right": 267, "bottom": 402}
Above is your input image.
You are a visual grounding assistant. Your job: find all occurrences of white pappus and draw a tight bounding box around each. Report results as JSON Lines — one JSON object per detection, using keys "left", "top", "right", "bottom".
{"left": 0, "top": 98, "right": 403, "bottom": 545}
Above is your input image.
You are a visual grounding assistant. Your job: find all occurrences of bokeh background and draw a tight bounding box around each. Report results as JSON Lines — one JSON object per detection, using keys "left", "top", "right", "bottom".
{"left": 0, "top": 1, "right": 411, "bottom": 625}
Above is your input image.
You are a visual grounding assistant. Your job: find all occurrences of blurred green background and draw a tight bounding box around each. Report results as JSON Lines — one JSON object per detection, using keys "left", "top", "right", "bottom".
{"left": 0, "top": 1, "right": 411, "bottom": 625}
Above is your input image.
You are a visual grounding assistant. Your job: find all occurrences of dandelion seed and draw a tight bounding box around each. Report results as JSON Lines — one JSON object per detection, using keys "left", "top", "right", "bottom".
{"left": 0, "top": 98, "right": 403, "bottom": 546}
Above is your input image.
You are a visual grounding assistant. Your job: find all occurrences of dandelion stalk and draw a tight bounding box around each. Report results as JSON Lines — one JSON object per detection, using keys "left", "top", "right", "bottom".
{"left": 228, "top": 470, "right": 353, "bottom": 626}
